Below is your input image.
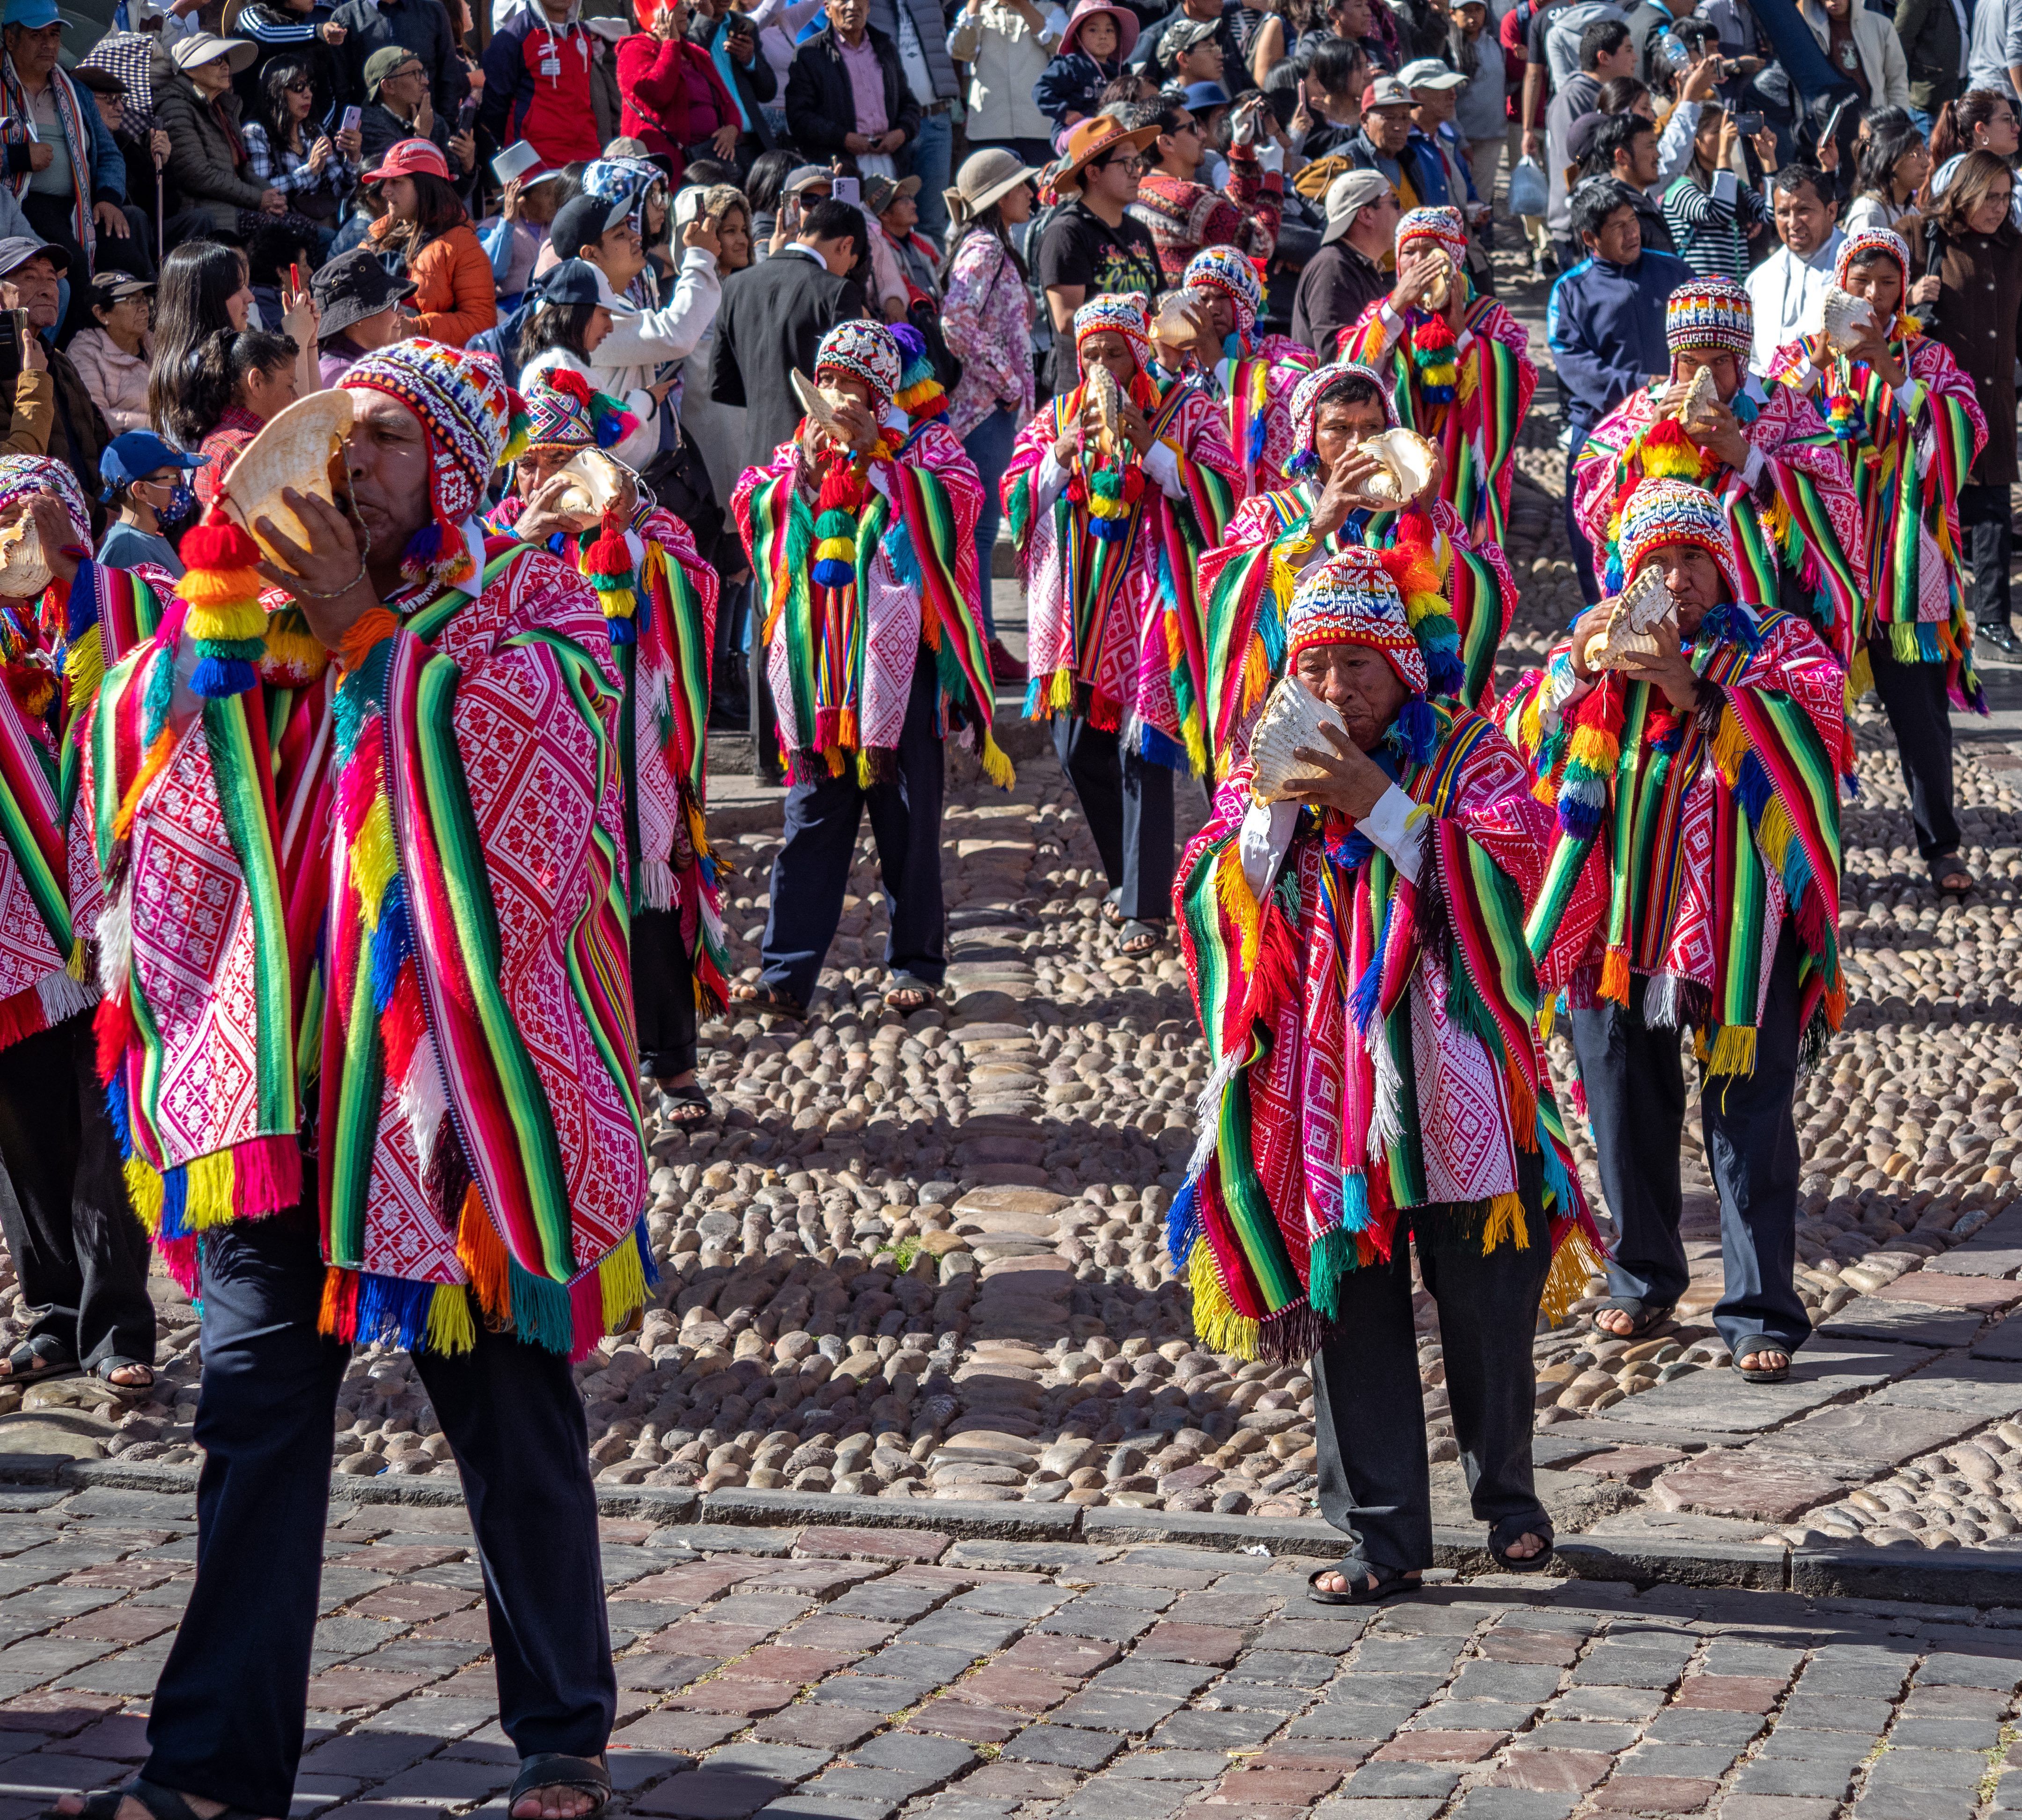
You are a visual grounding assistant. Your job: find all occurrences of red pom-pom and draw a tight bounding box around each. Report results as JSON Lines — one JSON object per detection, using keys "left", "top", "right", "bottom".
{"left": 586, "top": 505, "right": 631, "bottom": 579}
{"left": 547, "top": 368, "right": 593, "bottom": 405}
{"left": 178, "top": 514, "right": 262, "bottom": 571}
{"left": 1415, "top": 312, "right": 1457, "bottom": 351}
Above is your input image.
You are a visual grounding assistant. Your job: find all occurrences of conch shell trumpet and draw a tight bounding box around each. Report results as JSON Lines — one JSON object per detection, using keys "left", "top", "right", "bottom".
{"left": 1250, "top": 676, "right": 1352, "bottom": 803}
{"left": 1817, "top": 284, "right": 1877, "bottom": 352}
{"left": 1420, "top": 249, "right": 1453, "bottom": 311}
{"left": 1348, "top": 428, "right": 1438, "bottom": 506}
{"left": 0, "top": 514, "right": 50, "bottom": 599}
{"left": 552, "top": 448, "right": 625, "bottom": 518}
{"left": 792, "top": 368, "right": 851, "bottom": 443}
{"left": 1672, "top": 364, "right": 1720, "bottom": 430}
{"left": 1582, "top": 565, "right": 1679, "bottom": 672}
{"left": 218, "top": 389, "right": 355, "bottom": 568}
{"left": 1085, "top": 361, "right": 1122, "bottom": 463}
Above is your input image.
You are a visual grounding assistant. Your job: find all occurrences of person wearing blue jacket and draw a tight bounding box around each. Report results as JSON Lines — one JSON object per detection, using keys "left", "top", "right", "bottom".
{"left": 1546, "top": 176, "right": 1691, "bottom": 601}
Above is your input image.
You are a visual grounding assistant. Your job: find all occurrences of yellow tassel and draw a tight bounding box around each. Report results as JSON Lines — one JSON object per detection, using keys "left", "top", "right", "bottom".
{"left": 183, "top": 1151, "right": 238, "bottom": 1230}
{"left": 1181, "top": 713, "right": 1207, "bottom": 778}
{"left": 1403, "top": 587, "right": 1444, "bottom": 627}
{"left": 1188, "top": 1242, "right": 1260, "bottom": 1361}
{"left": 351, "top": 795, "right": 397, "bottom": 927}
{"left": 599, "top": 1235, "right": 647, "bottom": 1332}
{"left": 1566, "top": 723, "right": 1619, "bottom": 771}
{"left": 66, "top": 938, "right": 86, "bottom": 983}
{"left": 1847, "top": 644, "right": 1874, "bottom": 701}
{"left": 178, "top": 566, "right": 267, "bottom": 609}
{"left": 64, "top": 631, "right": 102, "bottom": 707}
{"left": 980, "top": 738, "right": 1015, "bottom": 789}
{"left": 1241, "top": 636, "right": 1271, "bottom": 718}
{"left": 1704, "top": 1022, "right": 1758, "bottom": 1079}
{"left": 814, "top": 537, "right": 855, "bottom": 565}
{"left": 1756, "top": 795, "right": 1796, "bottom": 872}
{"left": 1537, "top": 998, "right": 1555, "bottom": 1042}
{"left": 1214, "top": 843, "right": 1262, "bottom": 973}
{"left": 1540, "top": 1226, "right": 1604, "bottom": 1326}
{"left": 124, "top": 1155, "right": 163, "bottom": 1233}
{"left": 1599, "top": 946, "right": 1631, "bottom": 1005}
{"left": 1481, "top": 1189, "right": 1530, "bottom": 1255}
{"left": 1269, "top": 546, "right": 1304, "bottom": 608}
{"left": 425, "top": 1283, "right": 476, "bottom": 1354}
{"left": 597, "top": 587, "right": 638, "bottom": 620}
{"left": 1708, "top": 707, "right": 1748, "bottom": 782}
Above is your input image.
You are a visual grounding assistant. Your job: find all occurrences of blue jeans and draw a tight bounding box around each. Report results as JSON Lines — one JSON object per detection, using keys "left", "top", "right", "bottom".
{"left": 904, "top": 109, "right": 954, "bottom": 244}
{"left": 962, "top": 403, "right": 1019, "bottom": 640}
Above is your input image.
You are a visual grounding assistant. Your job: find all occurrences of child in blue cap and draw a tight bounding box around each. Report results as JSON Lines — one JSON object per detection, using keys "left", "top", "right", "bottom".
{"left": 96, "top": 430, "right": 207, "bottom": 580}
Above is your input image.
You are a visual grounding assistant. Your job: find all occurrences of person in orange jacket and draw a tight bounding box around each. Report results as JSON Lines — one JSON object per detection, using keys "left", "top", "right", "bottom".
{"left": 361, "top": 138, "right": 498, "bottom": 348}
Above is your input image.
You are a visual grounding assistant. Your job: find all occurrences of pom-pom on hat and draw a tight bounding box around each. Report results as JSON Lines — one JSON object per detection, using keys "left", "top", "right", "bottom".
{"left": 1665, "top": 276, "right": 1753, "bottom": 355}
{"left": 1615, "top": 476, "right": 1739, "bottom": 595}
{"left": 342, "top": 338, "right": 530, "bottom": 592}
{"left": 522, "top": 367, "right": 640, "bottom": 453}
{"left": 1287, "top": 360, "right": 1397, "bottom": 476}
{"left": 1396, "top": 204, "right": 1468, "bottom": 269}
{"left": 814, "top": 320, "right": 904, "bottom": 407}
{"left": 1834, "top": 226, "right": 1910, "bottom": 287}
{"left": 1073, "top": 292, "right": 1151, "bottom": 375}
{"left": 1182, "top": 244, "right": 1264, "bottom": 339}
{"left": 1287, "top": 546, "right": 1430, "bottom": 693}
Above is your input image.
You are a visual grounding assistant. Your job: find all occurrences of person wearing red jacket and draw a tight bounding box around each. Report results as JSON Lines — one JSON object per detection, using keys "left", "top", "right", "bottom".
{"left": 616, "top": 0, "right": 742, "bottom": 180}
{"left": 478, "top": 0, "right": 603, "bottom": 171}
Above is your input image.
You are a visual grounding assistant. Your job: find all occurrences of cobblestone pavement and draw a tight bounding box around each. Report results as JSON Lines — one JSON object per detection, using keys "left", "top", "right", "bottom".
{"left": 3, "top": 245, "right": 2022, "bottom": 1563}
{"left": 5, "top": 1488, "right": 2022, "bottom": 1820}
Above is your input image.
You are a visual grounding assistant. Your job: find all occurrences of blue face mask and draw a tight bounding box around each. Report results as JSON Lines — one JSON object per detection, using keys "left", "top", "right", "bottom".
{"left": 155, "top": 482, "right": 198, "bottom": 530}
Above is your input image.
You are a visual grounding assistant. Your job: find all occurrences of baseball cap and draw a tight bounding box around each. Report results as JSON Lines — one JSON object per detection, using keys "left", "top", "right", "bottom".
{"left": 1319, "top": 167, "right": 1395, "bottom": 243}
{"left": 1566, "top": 107, "right": 1607, "bottom": 166}
{"left": 1361, "top": 74, "right": 1414, "bottom": 110}
{"left": 88, "top": 270, "right": 153, "bottom": 304}
{"left": 99, "top": 431, "right": 206, "bottom": 502}
{"left": 535, "top": 258, "right": 609, "bottom": 309}
{"left": 547, "top": 190, "right": 633, "bottom": 260}
{"left": 363, "top": 44, "right": 422, "bottom": 92}
{"left": 783, "top": 163, "right": 834, "bottom": 195}
{"left": 361, "top": 137, "right": 451, "bottom": 184}
{"left": 170, "top": 30, "right": 257, "bottom": 73}
{"left": 1163, "top": 15, "right": 1220, "bottom": 55}
{"left": 0, "top": 237, "right": 68, "bottom": 279}
{"left": 1398, "top": 56, "right": 1467, "bottom": 89}
{"left": 0, "top": 0, "right": 60, "bottom": 29}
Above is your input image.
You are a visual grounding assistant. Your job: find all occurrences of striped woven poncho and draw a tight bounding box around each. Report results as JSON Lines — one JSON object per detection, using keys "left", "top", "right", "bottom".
{"left": 1169, "top": 703, "right": 1602, "bottom": 1364}
{"left": 1764, "top": 329, "right": 1987, "bottom": 714}
{"left": 1336, "top": 292, "right": 1537, "bottom": 558}
{"left": 489, "top": 493, "right": 729, "bottom": 1014}
{"left": 1200, "top": 491, "right": 1516, "bottom": 744}
{"left": 82, "top": 533, "right": 656, "bottom": 1361}
{"left": 1505, "top": 602, "right": 1850, "bottom": 1081}
{"left": 1002, "top": 377, "right": 1240, "bottom": 774}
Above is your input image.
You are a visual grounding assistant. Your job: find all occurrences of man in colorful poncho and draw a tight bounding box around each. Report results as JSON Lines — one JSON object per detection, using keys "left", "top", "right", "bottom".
{"left": 65, "top": 340, "right": 642, "bottom": 1820}
{"left": 1506, "top": 478, "right": 1848, "bottom": 1384}
{"left": 1157, "top": 245, "right": 1315, "bottom": 499}
{"left": 1172, "top": 543, "right": 1601, "bottom": 1603}
{"left": 1200, "top": 360, "right": 1518, "bottom": 739}
{"left": 1571, "top": 276, "right": 1865, "bottom": 673}
{"left": 490, "top": 368, "right": 727, "bottom": 1127}
{"left": 1337, "top": 205, "right": 1537, "bottom": 558}
{"left": 1003, "top": 292, "right": 1240, "bottom": 956}
{"left": 730, "top": 319, "right": 1008, "bottom": 1018}
{"left": 1765, "top": 229, "right": 1986, "bottom": 899}
{"left": 0, "top": 455, "right": 161, "bottom": 1396}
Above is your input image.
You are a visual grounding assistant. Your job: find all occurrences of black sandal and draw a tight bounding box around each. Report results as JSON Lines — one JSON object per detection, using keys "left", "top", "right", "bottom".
{"left": 90, "top": 1358, "right": 154, "bottom": 1400}
{"left": 1734, "top": 1342, "right": 1791, "bottom": 1385}
{"left": 507, "top": 1754, "right": 611, "bottom": 1820}
{"left": 1117, "top": 919, "right": 1162, "bottom": 955}
{"left": 1932, "top": 856, "right": 1975, "bottom": 897}
{"left": 1100, "top": 889, "right": 1124, "bottom": 928}
{"left": 1488, "top": 1513, "right": 1555, "bottom": 1573}
{"left": 1306, "top": 1557, "right": 1421, "bottom": 1606}
{"left": 1587, "top": 1297, "right": 1674, "bottom": 1339}
{"left": 43, "top": 1777, "right": 265, "bottom": 1820}
{"left": 729, "top": 981, "right": 805, "bottom": 1019}
{"left": 0, "top": 1336, "right": 76, "bottom": 1384}
{"left": 655, "top": 1083, "right": 713, "bottom": 1127}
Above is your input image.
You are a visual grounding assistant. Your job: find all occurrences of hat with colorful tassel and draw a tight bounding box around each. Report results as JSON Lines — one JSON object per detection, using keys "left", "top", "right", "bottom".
{"left": 342, "top": 338, "right": 531, "bottom": 592}
{"left": 0, "top": 454, "right": 88, "bottom": 547}
{"left": 1665, "top": 276, "right": 1753, "bottom": 356}
{"left": 814, "top": 319, "right": 904, "bottom": 407}
{"left": 1182, "top": 244, "right": 1264, "bottom": 341}
{"left": 1287, "top": 545, "right": 1428, "bottom": 690}
{"left": 522, "top": 367, "right": 641, "bottom": 452}
{"left": 1073, "top": 292, "right": 1152, "bottom": 376}
{"left": 888, "top": 323, "right": 949, "bottom": 430}
{"left": 1614, "top": 476, "right": 1739, "bottom": 596}
{"left": 1396, "top": 205, "right": 1469, "bottom": 271}
{"left": 1286, "top": 360, "right": 1396, "bottom": 478}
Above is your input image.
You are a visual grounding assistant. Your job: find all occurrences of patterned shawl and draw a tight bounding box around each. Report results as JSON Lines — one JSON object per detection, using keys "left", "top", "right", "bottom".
{"left": 1002, "top": 378, "right": 1240, "bottom": 774}
{"left": 1171, "top": 702, "right": 1600, "bottom": 1365}
{"left": 0, "top": 59, "right": 94, "bottom": 260}
{"left": 83, "top": 537, "right": 654, "bottom": 1360}
{"left": 1337, "top": 290, "right": 1537, "bottom": 558}
{"left": 1765, "top": 330, "right": 1987, "bottom": 712}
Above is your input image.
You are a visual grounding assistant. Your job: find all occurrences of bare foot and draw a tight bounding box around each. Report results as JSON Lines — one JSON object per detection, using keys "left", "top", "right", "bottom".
{"left": 1592, "top": 1307, "right": 1636, "bottom": 1337}
{"left": 104, "top": 1363, "right": 154, "bottom": 1389}
{"left": 1311, "top": 1568, "right": 1422, "bottom": 1596}
{"left": 1738, "top": 1348, "right": 1790, "bottom": 1373}
{"left": 1502, "top": 1531, "right": 1547, "bottom": 1561}
{"left": 511, "top": 1761, "right": 606, "bottom": 1820}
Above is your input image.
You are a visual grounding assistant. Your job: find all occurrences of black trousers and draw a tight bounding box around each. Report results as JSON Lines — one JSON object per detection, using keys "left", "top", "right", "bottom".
{"left": 632, "top": 904, "right": 699, "bottom": 1078}
{"left": 1051, "top": 715, "right": 1176, "bottom": 924}
{"left": 1959, "top": 482, "right": 2012, "bottom": 631}
{"left": 759, "top": 651, "right": 945, "bottom": 1007}
{"left": 0, "top": 1013, "right": 154, "bottom": 1371}
{"left": 1568, "top": 921, "right": 1809, "bottom": 1356}
{"left": 1310, "top": 1144, "right": 1551, "bottom": 1572}
{"left": 1566, "top": 439, "right": 1600, "bottom": 606}
{"left": 1868, "top": 639, "right": 1960, "bottom": 866}
{"left": 142, "top": 1206, "right": 615, "bottom": 1817}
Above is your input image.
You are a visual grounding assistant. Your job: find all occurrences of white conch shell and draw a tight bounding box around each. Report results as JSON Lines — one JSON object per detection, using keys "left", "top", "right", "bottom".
{"left": 1352, "top": 428, "right": 1438, "bottom": 506}
{"left": 1582, "top": 565, "right": 1680, "bottom": 672}
{"left": 0, "top": 515, "right": 48, "bottom": 599}
{"left": 1250, "top": 676, "right": 1352, "bottom": 803}
{"left": 1086, "top": 361, "right": 1121, "bottom": 464}
{"left": 553, "top": 448, "right": 625, "bottom": 518}
{"left": 1421, "top": 248, "right": 1453, "bottom": 311}
{"left": 217, "top": 389, "right": 354, "bottom": 567}
{"left": 1818, "top": 284, "right": 1877, "bottom": 351}
{"left": 1674, "top": 364, "right": 1720, "bottom": 428}
{"left": 792, "top": 368, "right": 847, "bottom": 440}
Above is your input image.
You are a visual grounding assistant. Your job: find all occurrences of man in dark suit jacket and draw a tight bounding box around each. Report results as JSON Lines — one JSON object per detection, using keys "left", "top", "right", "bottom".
{"left": 783, "top": 0, "right": 922, "bottom": 161}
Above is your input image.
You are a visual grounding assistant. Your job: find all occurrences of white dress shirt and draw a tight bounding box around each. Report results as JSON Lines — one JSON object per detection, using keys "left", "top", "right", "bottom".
{"left": 1744, "top": 227, "right": 1845, "bottom": 375}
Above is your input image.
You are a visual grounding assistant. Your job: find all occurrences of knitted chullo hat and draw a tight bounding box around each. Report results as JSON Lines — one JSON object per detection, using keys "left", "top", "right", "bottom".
{"left": 1182, "top": 244, "right": 1263, "bottom": 340}
{"left": 815, "top": 320, "right": 904, "bottom": 406}
{"left": 1665, "top": 276, "right": 1753, "bottom": 355}
{"left": 522, "top": 367, "right": 640, "bottom": 452}
{"left": 1286, "top": 360, "right": 1397, "bottom": 478}
{"left": 1074, "top": 292, "right": 1152, "bottom": 375}
{"left": 0, "top": 455, "right": 88, "bottom": 546}
{"left": 0, "top": 455, "right": 89, "bottom": 718}
{"left": 1395, "top": 204, "right": 1468, "bottom": 270}
{"left": 1615, "top": 476, "right": 1740, "bottom": 597}
{"left": 1286, "top": 540, "right": 1464, "bottom": 714}
{"left": 1835, "top": 226, "right": 1909, "bottom": 286}
{"left": 343, "top": 338, "right": 531, "bottom": 591}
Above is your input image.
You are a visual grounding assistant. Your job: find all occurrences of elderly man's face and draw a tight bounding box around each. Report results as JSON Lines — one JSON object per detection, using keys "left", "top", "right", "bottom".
{"left": 1671, "top": 345, "right": 1741, "bottom": 403}
{"left": 0, "top": 256, "right": 60, "bottom": 331}
{"left": 5, "top": 22, "right": 63, "bottom": 82}
{"left": 1645, "top": 543, "right": 1726, "bottom": 631}
{"left": 342, "top": 389, "right": 434, "bottom": 561}
{"left": 1294, "top": 641, "right": 1410, "bottom": 749}
{"left": 90, "top": 90, "right": 125, "bottom": 132}
{"left": 1078, "top": 328, "right": 1139, "bottom": 389}
{"left": 1365, "top": 103, "right": 1413, "bottom": 154}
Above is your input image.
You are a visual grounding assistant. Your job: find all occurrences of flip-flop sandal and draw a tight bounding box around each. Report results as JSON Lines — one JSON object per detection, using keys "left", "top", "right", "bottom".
{"left": 1100, "top": 889, "right": 1124, "bottom": 928}
{"left": 655, "top": 1083, "right": 713, "bottom": 1127}
{"left": 1734, "top": 1343, "right": 1791, "bottom": 1384}
{"left": 1587, "top": 1297, "right": 1674, "bottom": 1339}
{"left": 1488, "top": 1513, "right": 1555, "bottom": 1573}
{"left": 729, "top": 981, "right": 805, "bottom": 1018}
{"left": 1933, "top": 861, "right": 1975, "bottom": 897}
{"left": 90, "top": 1358, "right": 154, "bottom": 1401}
{"left": 1306, "top": 1557, "right": 1421, "bottom": 1606}
{"left": 507, "top": 1754, "right": 612, "bottom": 1820}
{"left": 885, "top": 972, "right": 938, "bottom": 1012}
{"left": 1117, "top": 919, "right": 1162, "bottom": 955}
{"left": 0, "top": 1336, "right": 77, "bottom": 1385}
{"left": 43, "top": 1777, "right": 265, "bottom": 1820}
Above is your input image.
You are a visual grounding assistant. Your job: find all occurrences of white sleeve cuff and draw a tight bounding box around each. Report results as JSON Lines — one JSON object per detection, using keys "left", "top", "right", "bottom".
{"left": 625, "top": 529, "right": 646, "bottom": 568}
{"left": 1144, "top": 440, "right": 1183, "bottom": 497}
{"left": 1378, "top": 302, "right": 1404, "bottom": 340}
{"left": 1035, "top": 448, "right": 1070, "bottom": 511}
{"left": 1360, "top": 783, "right": 1424, "bottom": 884}
{"left": 1739, "top": 442, "right": 1765, "bottom": 487}
{"left": 1239, "top": 797, "right": 1302, "bottom": 898}
{"left": 1713, "top": 168, "right": 1739, "bottom": 205}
